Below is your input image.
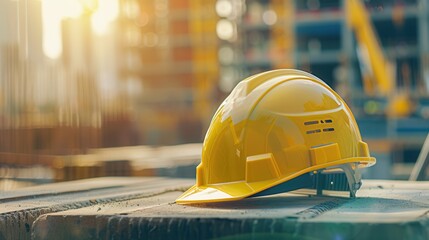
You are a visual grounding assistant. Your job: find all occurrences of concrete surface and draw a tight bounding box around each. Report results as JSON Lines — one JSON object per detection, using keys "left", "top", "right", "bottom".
{"left": 31, "top": 180, "right": 429, "bottom": 240}
{"left": 0, "top": 177, "right": 193, "bottom": 240}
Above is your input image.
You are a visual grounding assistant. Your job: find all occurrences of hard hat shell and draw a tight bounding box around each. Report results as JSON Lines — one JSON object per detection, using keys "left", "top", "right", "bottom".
{"left": 176, "top": 69, "right": 375, "bottom": 204}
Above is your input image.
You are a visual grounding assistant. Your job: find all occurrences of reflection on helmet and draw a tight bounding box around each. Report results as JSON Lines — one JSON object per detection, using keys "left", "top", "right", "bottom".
{"left": 176, "top": 69, "right": 375, "bottom": 204}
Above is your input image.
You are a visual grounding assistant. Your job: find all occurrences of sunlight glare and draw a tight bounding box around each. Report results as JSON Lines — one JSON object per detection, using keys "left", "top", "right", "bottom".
{"left": 64, "top": 0, "right": 84, "bottom": 18}
{"left": 42, "top": 0, "right": 120, "bottom": 58}
{"left": 41, "top": 0, "right": 64, "bottom": 59}
{"left": 91, "top": 0, "right": 119, "bottom": 35}
{"left": 41, "top": 0, "right": 85, "bottom": 59}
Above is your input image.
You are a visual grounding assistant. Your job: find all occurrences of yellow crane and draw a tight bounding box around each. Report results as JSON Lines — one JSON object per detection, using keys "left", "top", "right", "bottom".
{"left": 346, "top": 0, "right": 414, "bottom": 117}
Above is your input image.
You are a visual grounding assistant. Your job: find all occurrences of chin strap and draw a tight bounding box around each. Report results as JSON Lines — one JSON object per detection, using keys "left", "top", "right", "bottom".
{"left": 251, "top": 163, "right": 362, "bottom": 198}
{"left": 338, "top": 163, "right": 362, "bottom": 197}
{"left": 311, "top": 163, "right": 362, "bottom": 197}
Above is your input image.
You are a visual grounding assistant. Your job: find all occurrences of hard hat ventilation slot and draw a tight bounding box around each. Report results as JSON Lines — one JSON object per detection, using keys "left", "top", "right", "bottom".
{"left": 304, "top": 119, "right": 333, "bottom": 126}
{"left": 306, "top": 129, "right": 321, "bottom": 134}
{"left": 304, "top": 120, "right": 319, "bottom": 125}
{"left": 322, "top": 128, "right": 335, "bottom": 132}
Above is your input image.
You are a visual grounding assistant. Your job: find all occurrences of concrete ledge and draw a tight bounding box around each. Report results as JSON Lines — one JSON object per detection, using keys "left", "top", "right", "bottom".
{"left": 32, "top": 180, "right": 429, "bottom": 240}
{"left": 34, "top": 214, "right": 429, "bottom": 240}
{"left": 0, "top": 177, "right": 193, "bottom": 240}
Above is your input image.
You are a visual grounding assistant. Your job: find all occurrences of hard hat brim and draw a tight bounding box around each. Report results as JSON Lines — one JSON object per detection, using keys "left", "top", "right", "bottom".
{"left": 176, "top": 157, "right": 375, "bottom": 204}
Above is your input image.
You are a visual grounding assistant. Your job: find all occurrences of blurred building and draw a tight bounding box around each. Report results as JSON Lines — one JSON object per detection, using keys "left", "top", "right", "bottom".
{"left": 0, "top": 0, "right": 222, "bottom": 155}
{"left": 0, "top": 0, "right": 429, "bottom": 180}
{"left": 118, "top": 0, "right": 219, "bottom": 145}
{"left": 217, "top": 0, "right": 295, "bottom": 91}
{"left": 0, "top": 0, "right": 49, "bottom": 154}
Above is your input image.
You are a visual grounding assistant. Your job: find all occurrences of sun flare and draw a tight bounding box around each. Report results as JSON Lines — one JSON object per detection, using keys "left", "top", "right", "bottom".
{"left": 41, "top": 0, "right": 118, "bottom": 59}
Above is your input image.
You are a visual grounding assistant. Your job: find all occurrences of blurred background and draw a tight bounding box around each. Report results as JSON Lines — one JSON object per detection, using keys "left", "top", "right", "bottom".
{"left": 0, "top": 0, "right": 428, "bottom": 190}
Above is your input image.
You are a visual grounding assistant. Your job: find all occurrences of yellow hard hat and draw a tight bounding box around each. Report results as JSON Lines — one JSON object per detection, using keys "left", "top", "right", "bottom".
{"left": 176, "top": 69, "right": 375, "bottom": 204}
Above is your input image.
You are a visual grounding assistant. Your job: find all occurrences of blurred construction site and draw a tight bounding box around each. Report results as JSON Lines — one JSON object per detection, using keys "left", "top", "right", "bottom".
{"left": 1, "top": 0, "right": 429, "bottom": 190}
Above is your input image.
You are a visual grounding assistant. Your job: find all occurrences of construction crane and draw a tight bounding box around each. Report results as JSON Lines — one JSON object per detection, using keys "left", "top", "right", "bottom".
{"left": 346, "top": 0, "right": 414, "bottom": 117}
